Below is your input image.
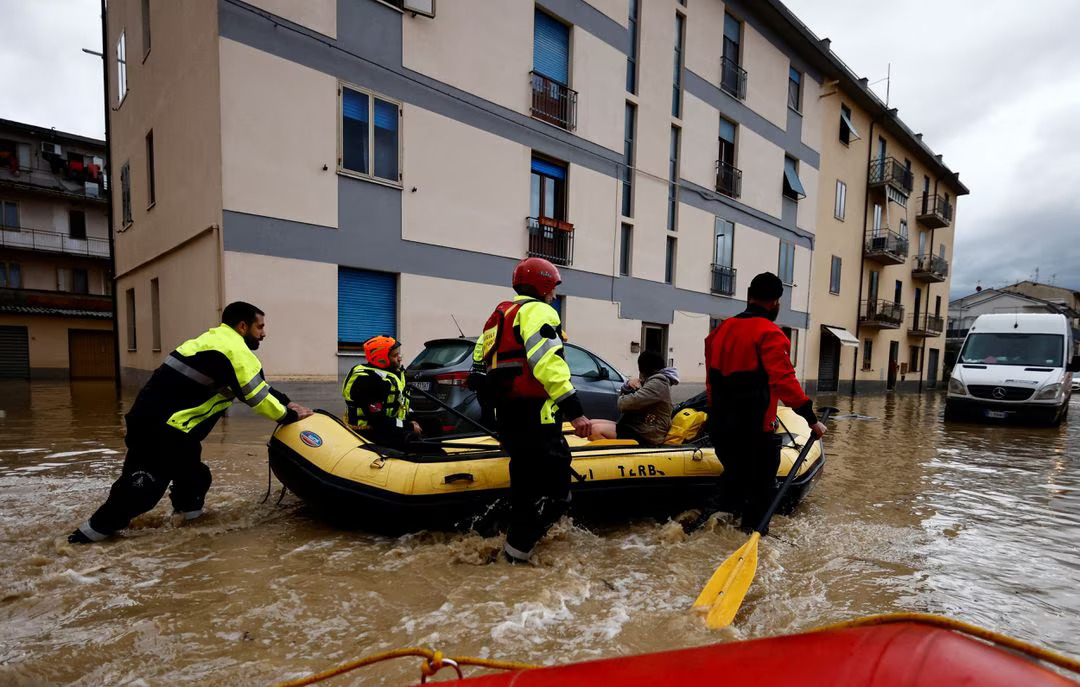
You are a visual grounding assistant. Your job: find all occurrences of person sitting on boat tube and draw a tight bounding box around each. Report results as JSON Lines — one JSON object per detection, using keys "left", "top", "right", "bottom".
{"left": 471, "top": 256, "right": 593, "bottom": 564}
{"left": 342, "top": 335, "right": 425, "bottom": 451}
{"left": 705, "top": 272, "right": 826, "bottom": 534}
{"left": 590, "top": 350, "right": 678, "bottom": 446}
{"left": 67, "top": 301, "right": 314, "bottom": 544}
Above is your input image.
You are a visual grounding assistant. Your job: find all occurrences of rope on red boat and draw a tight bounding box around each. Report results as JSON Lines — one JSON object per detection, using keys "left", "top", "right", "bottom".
{"left": 268, "top": 647, "right": 538, "bottom": 686}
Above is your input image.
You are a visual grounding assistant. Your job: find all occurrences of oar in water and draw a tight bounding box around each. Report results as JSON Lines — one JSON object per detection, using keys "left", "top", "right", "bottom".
{"left": 692, "top": 406, "right": 837, "bottom": 629}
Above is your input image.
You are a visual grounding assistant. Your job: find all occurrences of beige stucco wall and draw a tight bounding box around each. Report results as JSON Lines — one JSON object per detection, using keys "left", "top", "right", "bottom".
{"left": 0, "top": 315, "right": 112, "bottom": 371}
{"left": 223, "top": 251, "right": 338, "bottom": 379}
{"left": 219, "top": 38, "right": 339, "bottom": 229}
{"left": 402, "top": 0, "right": 531, "bottom": 117}
{"left": 244, "top": 0, "right": 336, "bottom": 38}
{"left": 732, "top": 226, "right": 778, "bottom": 299}
{"left": 109, "top": 0, "right": 223, "bottom": 278}
{"left": 796, "top": 162, "right": 819, "bottom": 232}
{"left": 669, "top": 309, "right": 710, "bottom": 383}
{"left": 680, "top": 91, "right": 717, "bottom": 191}
{"left": 684, "top": 0, "right": 724, "bottom": 86}
{"left": 401, "top": 106, "right": 529, "bottom": 258}
{"left": 742, "top": 24, "right": 789, "bottom": 132}
{"left": 566, "top": 163, "right": 618, "bottom": 275}
{"left": 398, "top": 273, "right": 508, "bottom": 365}
{"left": 586, "top": 0, "right": 628, "bottom": 26}
{"left": 570, "top": 28, "right": 626, "bottom": 152}
{"left": 673, "top": 203, "right": 714, "bottom": 295}
{"left": 738, "top": 127, "right": 784, "bottom": 219}
{"left": 562, "top": 296, "right": 640, "bottom": 378}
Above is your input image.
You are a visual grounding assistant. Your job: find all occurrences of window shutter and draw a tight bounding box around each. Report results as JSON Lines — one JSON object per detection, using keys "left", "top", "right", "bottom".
{"left": 534, "top": 11, "right": 570, "bottom": 84}
{"left": 338, "top": 268, "right": 397, "bottom": 345}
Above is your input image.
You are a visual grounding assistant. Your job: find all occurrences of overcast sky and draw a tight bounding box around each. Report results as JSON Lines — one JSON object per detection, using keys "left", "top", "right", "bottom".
{"left": 2, "top": 0, "right": 1078, "bottom": 298}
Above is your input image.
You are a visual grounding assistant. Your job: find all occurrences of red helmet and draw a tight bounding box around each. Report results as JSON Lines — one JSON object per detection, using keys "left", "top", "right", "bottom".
{"left": 512, "top": 257, "right": 561, "bottom": 299}
{"left": 363, "top": 335, "right": 400, "bottom": 369}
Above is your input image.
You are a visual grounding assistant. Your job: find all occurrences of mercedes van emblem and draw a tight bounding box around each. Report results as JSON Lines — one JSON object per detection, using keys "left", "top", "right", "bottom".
{"left": 992, "top": 387, "right": 1007, "bottom": 399}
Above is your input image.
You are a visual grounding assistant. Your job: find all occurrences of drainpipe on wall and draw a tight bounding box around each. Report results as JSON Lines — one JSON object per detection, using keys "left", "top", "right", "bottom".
{"left": 850, "top": 117, "right": 878, "bottom": 397}
{"left": 97, "top": 0, "right": 120, "bottom": 389}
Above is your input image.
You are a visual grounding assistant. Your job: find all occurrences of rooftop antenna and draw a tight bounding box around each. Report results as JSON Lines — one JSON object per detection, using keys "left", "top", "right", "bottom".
{"left": 450, "top": 313, "right": 465, "bottom": 338}
{"left": 885, "top": 62, "right": 891, "bottom": 107}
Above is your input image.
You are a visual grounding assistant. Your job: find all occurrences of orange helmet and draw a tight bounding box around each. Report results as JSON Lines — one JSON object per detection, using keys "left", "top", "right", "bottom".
{"left": 363, "top": 335, "right": 400, "bottom": 369}
{"left": 512, "top": 257, "right": 561, "bottom": 299}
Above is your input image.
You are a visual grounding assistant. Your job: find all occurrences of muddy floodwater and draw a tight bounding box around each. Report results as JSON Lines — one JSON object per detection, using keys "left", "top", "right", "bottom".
{"left": 1, "top": 380, "right": 1078, "bottom": 686}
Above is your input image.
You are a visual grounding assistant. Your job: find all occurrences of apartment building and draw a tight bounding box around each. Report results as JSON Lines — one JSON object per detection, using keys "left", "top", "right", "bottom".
{"left": 0, "top": 119, "right": 114, "bottom": 379}
{"left": 106, "top": 0, "right": 844, "bottom": 386}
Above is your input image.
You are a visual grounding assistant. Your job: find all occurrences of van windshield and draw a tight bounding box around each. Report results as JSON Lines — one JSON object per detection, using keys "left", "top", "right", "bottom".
{"left": 958, "top": 333, "right": 1063, "bottom": 367}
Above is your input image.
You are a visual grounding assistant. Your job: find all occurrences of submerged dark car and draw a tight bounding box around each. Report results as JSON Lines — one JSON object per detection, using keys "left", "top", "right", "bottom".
{"left": 405, "top": 337, "right": 627, "bottom": 433}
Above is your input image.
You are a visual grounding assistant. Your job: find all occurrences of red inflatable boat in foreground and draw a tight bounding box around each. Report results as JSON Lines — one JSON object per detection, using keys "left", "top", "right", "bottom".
{"left": 432, "top": 616, "right": 1080, "bottom": 687}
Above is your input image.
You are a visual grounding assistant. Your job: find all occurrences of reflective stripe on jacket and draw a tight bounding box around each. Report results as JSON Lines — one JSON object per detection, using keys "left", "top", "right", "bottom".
{"left": 342, "top": 363, "right": 409, "bottom": 430}
{"left": 127, "top": 323, "right": 289, "bottom": 440}
{"left": 473, "top": 295, "right": 582, "bottom": 424}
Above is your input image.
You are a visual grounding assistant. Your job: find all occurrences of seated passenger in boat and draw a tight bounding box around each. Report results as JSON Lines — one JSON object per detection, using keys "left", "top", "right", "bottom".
{"left": 591, "top": 351, "right": 678, "bottom": 446}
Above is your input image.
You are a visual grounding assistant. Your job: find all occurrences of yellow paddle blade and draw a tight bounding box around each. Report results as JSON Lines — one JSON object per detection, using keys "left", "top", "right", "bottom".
{"left": 693, "top": 533, "right": 761, "bottom": 629}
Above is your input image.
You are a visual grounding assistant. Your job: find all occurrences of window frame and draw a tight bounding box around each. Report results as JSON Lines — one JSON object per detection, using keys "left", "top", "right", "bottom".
{"left": 668, "top": 125, "right": 680, "bottom": 231}
{"left": 141, "top": 0, "right": 151, "bottom": 59}
{"left": 145, "top": 129, "right": 156, "bottom": 209}
{"left": 778, "top": 239, "right": 795, "bottom": 285}
{"left": 0, "top": 262, "right": 23, "bottom": 288}
{"left": 621, "top": 102, "right": 636, "bottom": 218}
{"left": 839, "top": 104, "right": 859, "bottom": 144}
{"left": 337, "top": 81, "right": 403, "bottom": 188}
{"left": 834, "top": 179, "right": 846, "bottom": 220}
{"left": 116, "top": 31, "right": 128, "bottom": 106}
{"left": 787, "top": 67, "right": 802, "bottom": 112}
{"left": 672, "top": 11, "right": 685, "bottom": 118}
{"left": 782, "top": 156, "right": 806, "bottom": 200}
{"left": 626, "top": 0, "right": 640, "bottom": 93}
{"left": 151, "top": 276, "right": 162, "bottom": 351}
{"left": 862, "top": 339, "right": 872, "bottom": 371}
{"left": 665, "top": 236, "right": 677, "bottom": 285}
{"left": 619, "top": 222, "right": 633, "bottom": 276}
{"left": 1, "top": 200, "right": 20, "bottom": 230}
{"left": 530, "top": 155, "right": 568, "bottom": 221}
{"left": 120, "top": 162, "right": 132, "bottom": 228}
{"left": 69, "top": 209, "right": 87, "bottom": 239}
{"left": 829, "top": 255, "right": 842, "bottom": 295}
{"left": 126, "top": 287, "right": 137, "bottom": 351}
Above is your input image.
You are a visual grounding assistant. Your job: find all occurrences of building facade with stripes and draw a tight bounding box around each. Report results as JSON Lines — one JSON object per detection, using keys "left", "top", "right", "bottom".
{"left": 105, "top": 0, "right": 958, "bottom": 389}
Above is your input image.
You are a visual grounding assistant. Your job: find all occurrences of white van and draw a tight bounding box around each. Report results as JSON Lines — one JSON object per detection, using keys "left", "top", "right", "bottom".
{"left": 945, "top": 313, "right": 1079, "bottom": 425}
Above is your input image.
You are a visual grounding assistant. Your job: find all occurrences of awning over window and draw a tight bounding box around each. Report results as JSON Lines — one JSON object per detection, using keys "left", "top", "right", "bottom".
{"left": 840, "top": 109, "right": 860, "bottom": 140}
{"left": 823, "top": 326, "right": 859, "bottom": 347}
{"left": 783, "top": 157, "right": 806, "bottom": 199}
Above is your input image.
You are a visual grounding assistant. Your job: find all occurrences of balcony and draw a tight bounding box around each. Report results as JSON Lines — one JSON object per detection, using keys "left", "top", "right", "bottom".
{"left": 710, "top": 264, "right": 736, "bottom": 296}
{"left": 530, "top": 72, "right": 577, "bottom": 132}
{"left": 720, "top": 56, "right": 747, "bottom": 100}
{"left": 859, "top": 299, "right": 904, "bottom": 329}
{"left": 868, "top": 157, "right": 913, "bottom": 201}
{"left": 863, "top": 229, "right": 909, "bottom": 265}
{"left": 909, "top": 313, "right": 944, "bottom": 338}
{"left": 526, "top": 216, "right": 574, "bottom": 267}
{"left": 715, "top": 160, "right": 742, "bottom": 199}
{"left": 0, "top": 287, "right": 112, "bottom": 317}
{"left": 916, "top": 193, "right": 952, "bottom": 228}
{"left": 912, "top": 254, "right": 948, "bottom": 283}
{"left": 0, "top": 226, "right": 110, "bottom": 259}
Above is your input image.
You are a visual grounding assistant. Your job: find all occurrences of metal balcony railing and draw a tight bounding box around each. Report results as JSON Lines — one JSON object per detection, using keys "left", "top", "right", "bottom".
{"left": 909, "top": 313, "right": 944, "bottom": 337}
{"left": 710, "top": 264, "right": 736, "bottom": 295}
{"left": 869, "top": 157, "right": 914, "bottom": 194}
{"left": 860, "top": 299, "right": 904, "bottom": 328}
{"left": 529, "top": 72, "right": 578, "bottom": 131}
{"left": 715, "top": 160, "right": 742, "bottom": 199}
{"left": 526, "top": 216, "right": 574, "bottom": 266}
{"left": 912, "top": 253, "right": 949, "bottom": 281}
{"left": 0, "top": 287, "right": 112, "bottom": 312}
{"left": 720, "top": 56, "right": 747, "bottom": 100}
{"left": 864, "top": 229, "right": 909, "bottom": 264}
{"left": 917, "top": 193, "right": 953, "bottom": 228}
{"left": 0, "top": 226, "right": 110, "bottom": 258}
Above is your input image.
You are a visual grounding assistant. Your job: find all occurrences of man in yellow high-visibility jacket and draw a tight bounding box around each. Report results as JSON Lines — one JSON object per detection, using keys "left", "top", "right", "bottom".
{"left": 472, "top": 257, "right": 592, "bottom": 563}
{"left": 68, "top": 301, "right": 313, "bottom": 544}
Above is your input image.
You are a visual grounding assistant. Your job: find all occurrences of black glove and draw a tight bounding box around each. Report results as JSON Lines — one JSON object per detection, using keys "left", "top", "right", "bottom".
{"left": 466, "top": 371, "right": 487, "bottom": 392}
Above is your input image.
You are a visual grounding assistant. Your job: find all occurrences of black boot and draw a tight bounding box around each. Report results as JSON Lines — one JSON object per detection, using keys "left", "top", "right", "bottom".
{"left": 67, "top": 529, "right": 93, "bottom": 544}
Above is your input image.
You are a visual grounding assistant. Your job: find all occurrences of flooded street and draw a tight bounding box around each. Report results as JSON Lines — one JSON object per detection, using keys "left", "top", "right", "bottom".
{"left": 1, "top": 380, "right": 1078, "bottom": 686}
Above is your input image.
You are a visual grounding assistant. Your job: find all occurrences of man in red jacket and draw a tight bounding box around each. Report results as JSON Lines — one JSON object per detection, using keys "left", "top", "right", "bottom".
{"left": 705, "top": 272, "right": 826, "bottom": 532}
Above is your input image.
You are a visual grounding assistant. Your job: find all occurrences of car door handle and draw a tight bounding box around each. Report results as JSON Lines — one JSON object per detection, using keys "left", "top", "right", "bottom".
{"left": 444, "top": 472, "right": 474, "bottom": 484}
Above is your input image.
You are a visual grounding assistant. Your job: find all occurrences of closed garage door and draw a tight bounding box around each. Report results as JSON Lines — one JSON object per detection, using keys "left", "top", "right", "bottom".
{"left": 69, "top": 329, "right": 116, "bottom": 379}
{"left": 0, "top": 325, "right": 30, "bottom": 378}
{"left": 338, "top": 267, "right": 397, "bottom": 347}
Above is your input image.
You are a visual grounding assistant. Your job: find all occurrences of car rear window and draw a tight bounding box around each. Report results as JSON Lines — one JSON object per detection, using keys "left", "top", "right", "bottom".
{"left": 407, "top": 341, "right": 474, "bottom": 370}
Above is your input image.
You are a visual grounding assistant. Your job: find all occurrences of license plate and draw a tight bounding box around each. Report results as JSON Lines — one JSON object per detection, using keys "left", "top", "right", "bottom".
{"left": 409, "top": 381, "right": 431, "bottom": 392}
{"left": 984, "top": 410, "right": 1008, "bottom": 419}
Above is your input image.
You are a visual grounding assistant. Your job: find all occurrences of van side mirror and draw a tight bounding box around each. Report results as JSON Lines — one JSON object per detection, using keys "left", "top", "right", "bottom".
{"left": 1068, "top": 355, "right": 1080, "bottom": 373}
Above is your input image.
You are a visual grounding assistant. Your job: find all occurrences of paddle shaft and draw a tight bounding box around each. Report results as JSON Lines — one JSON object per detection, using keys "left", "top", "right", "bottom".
{"left": 409, "top": 384, "right": 499, "bottom": 439}
{"left": 751, "top": 407, "right": 834, "bottom": 533}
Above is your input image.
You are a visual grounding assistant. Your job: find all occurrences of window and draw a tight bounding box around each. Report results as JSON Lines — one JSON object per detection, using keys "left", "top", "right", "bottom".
{"left": 141, "top": 0, "right": 151, "bottom": 57}
{"left": 862, "top": 339, "right": 872, "bottom": 370}
{"left": 120, "top": 162, "right": 132, "bottom": 226}
{"left": 894, "top": 280, "right": 902, "bottom": 304}
{"left": 69, "top": 210, "right": 87, "bottom": 239}
{"left": 829, "top": 255, "right": 841, "bottom": 294}
{"left": 1, "top": 200, "right": 18, "bottom": 229}
{"left": 668, "top": 126, "right": 680, "bottom": 230}
{"left": 619, "top": 223, "right": 633, "bottom": 276}
{"left": 935, "top": 295, "right": 942, "bottom": 317}
{"left": 782, "top": 156, "right": 805, "bottom": 200}
{"left": 564, "top": 344, "right": 600, "bottom": 377}
{"left": 787, "top": 67, "right": 801, "bottom": 111}
{"left": 0, "top": 262, "right": 22, "bottom": 288}
{"left": 73, "top": 268, "right": 89, "bottom": 295}
{"left": 145, "top": 130, "right": 156, "bottom": 207}
{"left": 672, "top": 13, "right": 685, "bottom": 118}
{"left": 899, "top": 219, "right": 908, "bottom": 241}
{"left": 621, "top": 102, "right": 635, "bottom": 217}
{"left": 939, "top": 243, "right": 947, "bottom": 261}
{"left": 839, "top": 104, "right": 859, "bottom": 144}
{"left": 717, "top": 118, "right": 738, "bottom": 197}
{"left": 714, "top": 218, "right": 733, "bottom": 268}
{"left": 57, "top": 268, "right": 71, "bottom": 292}
{"left": 126, "top": 288, "right": 137, "bottom": 351}
{"left": 151, "top": 277, "right": 161, "bottom": 351}
{"left": 909, "top": 346, "right": 921, "bottom": 373}
{"left": 834, "top": 180, "right": 846, "bottom": 220}
{"left": 626, "top": 0, "right": 639, "bottom": 93}
{"left": 721, "top": 12, "right": 743, "bottom": 98}
{"left": 872, "top": 203, "right": 882, "bottom": 235}
{"left": 534, "top": 10, "right": 570, "bottom": 85}
{"left": 116, "top": 32, "right": 128, "bottom": 104}
{"left": 340, "top": 85, "right": 400, "bottom": 184}
{"left": 530, "top": 156, "right": 567, "bottom": 220}
{"left": 781, "top": 327, "right": 799, "bottom": 365}
{"left": 918, "top": 231, "right": 927, "bottom": 256}
{"left": 778, "top": 240, "right": 795, "bottom": 285}
{"left": 665, "top": 236, "right": 676, "bottom": 284}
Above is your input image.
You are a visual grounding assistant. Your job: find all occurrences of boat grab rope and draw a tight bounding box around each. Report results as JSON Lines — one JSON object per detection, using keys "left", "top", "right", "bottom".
{"left": 268, "top": 647, "right": 539, "bottom": 686}
{"left": 812, "top": 612, "right": 1080, "bottom": 674}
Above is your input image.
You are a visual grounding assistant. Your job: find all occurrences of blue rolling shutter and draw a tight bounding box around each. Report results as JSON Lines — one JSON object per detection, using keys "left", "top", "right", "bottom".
{"left": 338, "top": 267, "right": 397, "bottom": 345}
{"left": 534, "top": 10, "right": 569, "bottom": 85}
{"left": 530, "top": 157, "right": 566, "bottom": 180}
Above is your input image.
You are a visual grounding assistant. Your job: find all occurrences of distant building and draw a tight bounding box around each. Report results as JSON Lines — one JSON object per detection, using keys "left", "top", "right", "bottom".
{"left": 949, "top": 287, "right": 1080, "bottom": 355}
{"left": 0, "top": 119, "right": 114, "bottom": 379}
